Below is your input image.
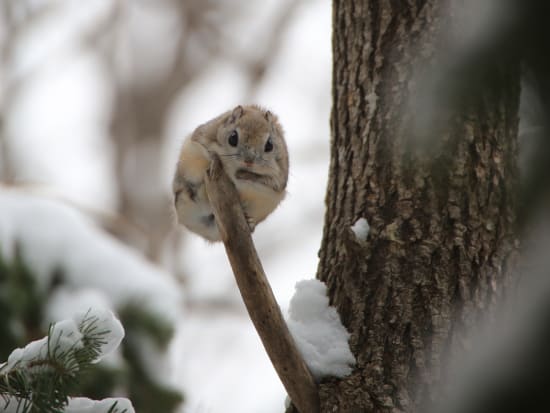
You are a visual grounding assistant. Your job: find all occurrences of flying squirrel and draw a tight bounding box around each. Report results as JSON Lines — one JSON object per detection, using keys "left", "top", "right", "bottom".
{"left": 172, "top": 105, "right": 289, "bottom": 241}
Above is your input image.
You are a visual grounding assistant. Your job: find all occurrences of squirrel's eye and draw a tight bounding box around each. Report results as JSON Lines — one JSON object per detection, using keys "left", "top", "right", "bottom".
{"left": 228, "top": 130, "right": 239, "bottom": 147}
{"left": 264, "top": 137, "right": 274, "bottom": 152}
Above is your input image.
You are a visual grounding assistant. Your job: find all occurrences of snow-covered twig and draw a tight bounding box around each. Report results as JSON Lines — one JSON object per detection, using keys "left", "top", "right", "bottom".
{"left": 204, "top": 154, "right": 319, "bottom": 413}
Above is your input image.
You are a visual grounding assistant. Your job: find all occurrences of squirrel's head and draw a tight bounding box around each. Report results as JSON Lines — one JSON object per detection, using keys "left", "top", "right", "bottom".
{"left": 214, "top": 105, "right": 288, "bottom": 192}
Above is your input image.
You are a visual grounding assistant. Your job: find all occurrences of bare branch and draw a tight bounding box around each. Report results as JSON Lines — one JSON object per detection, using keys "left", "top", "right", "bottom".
{"left": 241, "top": 0, "right": 304, "bottom": 100}
{"left": 204, "top": 154, "right": 320, "bottom": 413}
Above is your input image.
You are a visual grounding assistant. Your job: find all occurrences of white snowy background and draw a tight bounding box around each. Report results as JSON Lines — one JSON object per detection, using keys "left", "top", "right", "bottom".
{"left": 0, "top": 1, "right": 332, "bottom": 412}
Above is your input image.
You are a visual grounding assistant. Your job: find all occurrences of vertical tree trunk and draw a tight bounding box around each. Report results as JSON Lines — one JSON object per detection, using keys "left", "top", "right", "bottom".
{"left": 317, "top": 1, "right": 520, "bottom": 411}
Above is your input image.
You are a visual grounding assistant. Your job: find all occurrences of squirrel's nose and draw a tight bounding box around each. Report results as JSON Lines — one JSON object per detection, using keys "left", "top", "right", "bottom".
{"left": 243, "top": 152, "right": 255, "bottom": 165}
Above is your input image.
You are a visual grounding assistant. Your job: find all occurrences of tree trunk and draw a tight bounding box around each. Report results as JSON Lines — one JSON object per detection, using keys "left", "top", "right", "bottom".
{"left": 317, "top": 1, "right": 520, "bottom": 411}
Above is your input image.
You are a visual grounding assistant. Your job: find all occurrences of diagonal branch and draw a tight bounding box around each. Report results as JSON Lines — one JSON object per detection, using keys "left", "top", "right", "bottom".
{"left": 204, "top": 154, "right": 319, "bottom": 413}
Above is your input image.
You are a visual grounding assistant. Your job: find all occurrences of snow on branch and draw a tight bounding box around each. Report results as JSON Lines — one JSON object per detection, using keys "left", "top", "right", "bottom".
{"left": 0, "top": 308, "right": 133, "bottom": 413}
{"left": 0, "top": 189, "right": 181, "bottom": 325}
{"left": 204, "top": 155, "right": 320, "bottom": 413}
{"left": 63, "top": 397, "right": 133, "bottom": 413}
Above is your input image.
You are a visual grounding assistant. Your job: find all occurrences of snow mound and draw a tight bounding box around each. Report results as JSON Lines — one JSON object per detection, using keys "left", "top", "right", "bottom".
{"left": 351, "top": 218, "right": 370, "bottom": 241}
{"left": 2, "top": 307, "right": 124, "bottom": 374}
{"left": 287, "top": 279, "right": 355, "bottom": 379}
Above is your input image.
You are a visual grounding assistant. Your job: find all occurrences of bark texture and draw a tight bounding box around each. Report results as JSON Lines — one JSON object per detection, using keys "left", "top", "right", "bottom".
{"left": 317, "top": 1, "right": 520, "bottom": 411}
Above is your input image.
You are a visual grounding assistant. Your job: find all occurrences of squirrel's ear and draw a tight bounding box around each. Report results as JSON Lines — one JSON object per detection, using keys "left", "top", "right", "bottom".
{"left": 226, "top": 105, "right": 244, "bottom": 124}
{"left": 264, "top": 110, "right": 273, "bottom": 122}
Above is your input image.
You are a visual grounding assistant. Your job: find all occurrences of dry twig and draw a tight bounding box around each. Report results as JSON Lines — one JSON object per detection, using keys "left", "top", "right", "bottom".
{"left": 204, "top": 154, "right": 319, "bottom": 413}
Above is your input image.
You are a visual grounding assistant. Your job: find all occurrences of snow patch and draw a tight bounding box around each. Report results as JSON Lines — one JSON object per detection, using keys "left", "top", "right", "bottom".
{"left": 351, "top": 218, "right": 370, "bottom": 241}
{"left": 286, "top": 279, "right": 355, "bottom": 379}
{"left": 366, "top": 92, "right": 378, "bottom": 115}
{"left": 74, "top": 308, "right": 125, "bottom": 362}
{"left": 0, "top": 189, "right": 182, "bottom": 324}
{"left": 4, "top": 319, "right": 83, "bottom": 375}
{"left": 2, "top": 308, "right": 124, "bottom": 375}
{"left": 0, "top": 396, "right": 135, "bottom": 413}
{"left": 64, "top": 397, "right": 135, "bottom": 413}
{"left": 45, "top": 289, "right": 125, "bottom": 368}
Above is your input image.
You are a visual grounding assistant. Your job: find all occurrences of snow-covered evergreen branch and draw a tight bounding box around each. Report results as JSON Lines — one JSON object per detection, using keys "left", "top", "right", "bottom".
{"left": 0, "top": 308, "right": 133, "bottom": 413}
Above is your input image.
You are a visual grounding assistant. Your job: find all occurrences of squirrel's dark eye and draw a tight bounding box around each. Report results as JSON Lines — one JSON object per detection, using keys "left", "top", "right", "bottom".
{"left": 264, "top": 137, "right": 274, "bottom": 152}
{"left": 228, "top": 130, "right": 239, "bottom": 147}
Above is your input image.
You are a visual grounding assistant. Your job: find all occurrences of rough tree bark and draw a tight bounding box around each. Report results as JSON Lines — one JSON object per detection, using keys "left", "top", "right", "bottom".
{"left": 317, "top": 1, "right": 520, "bottom": 411}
